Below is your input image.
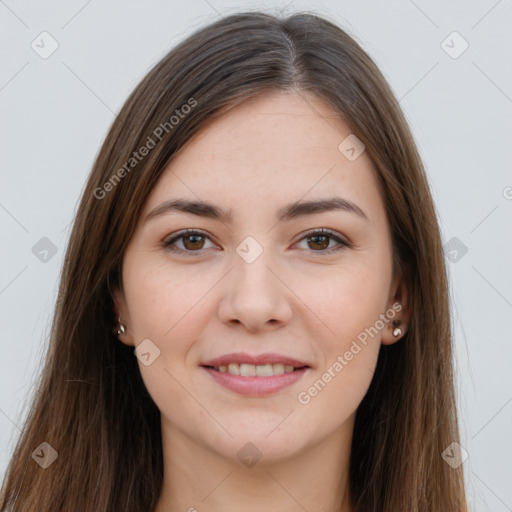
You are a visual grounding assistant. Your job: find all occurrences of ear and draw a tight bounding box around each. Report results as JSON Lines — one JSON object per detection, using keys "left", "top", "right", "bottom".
{"left": 381, "top": 269, "right": 412, "bottom": 346}
{"left": 112, "top": 286, "right": 135, "bottom": 347}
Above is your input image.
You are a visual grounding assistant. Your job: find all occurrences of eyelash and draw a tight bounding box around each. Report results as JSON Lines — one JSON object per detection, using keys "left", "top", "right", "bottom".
{"left": 162, "top": 228, "right": 350, "bottom": 256}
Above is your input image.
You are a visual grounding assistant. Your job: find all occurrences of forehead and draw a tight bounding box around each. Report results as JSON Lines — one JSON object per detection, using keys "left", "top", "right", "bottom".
{"left": 143, "top": 91, "right": 384, "bottom": 223}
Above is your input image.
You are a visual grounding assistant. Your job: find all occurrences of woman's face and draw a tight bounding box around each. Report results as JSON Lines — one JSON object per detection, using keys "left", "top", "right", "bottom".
{"left": 115, "top": 91, "right": 407, "bottom": 463}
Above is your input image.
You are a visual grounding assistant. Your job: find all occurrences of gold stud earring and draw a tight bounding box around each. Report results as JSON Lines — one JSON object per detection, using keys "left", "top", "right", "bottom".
{"left": 392, "top": 319, "right": 402, "bottom": 337}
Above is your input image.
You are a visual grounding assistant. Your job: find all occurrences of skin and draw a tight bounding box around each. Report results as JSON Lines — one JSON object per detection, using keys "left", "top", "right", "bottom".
{"left": 114, "top": 91, "right": 411, "bottom": 512}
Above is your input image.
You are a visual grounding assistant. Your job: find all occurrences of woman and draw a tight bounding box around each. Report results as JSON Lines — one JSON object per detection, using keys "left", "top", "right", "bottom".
{"left": 0, "top": 11, "right": 468, "bottom": 512}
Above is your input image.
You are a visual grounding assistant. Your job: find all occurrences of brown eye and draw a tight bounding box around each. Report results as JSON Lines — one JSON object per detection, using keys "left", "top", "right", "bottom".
{"left": 296, "top": 229, "right": 349, "bottom": 253}
{"left": 182, "top": 234, "right": 205, "bottom": 250}
{"left": 163, "top": 229, "right": 215, "bottom": 255}
{"left": 307, "top": 234, "right": 330, "bottom": 250}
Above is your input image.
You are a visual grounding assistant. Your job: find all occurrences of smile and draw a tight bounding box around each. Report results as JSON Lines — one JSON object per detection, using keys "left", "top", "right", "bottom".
{"left": 207, "top": 363, "right": 301, "bottom": 377}
{"left": 201, "top": 353, "right": 311, "bottom": 396}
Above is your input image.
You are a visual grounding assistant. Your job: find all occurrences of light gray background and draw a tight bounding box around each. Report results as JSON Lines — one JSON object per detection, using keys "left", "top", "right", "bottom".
{"left": 1, "top": 0, "right": 511, "bottom": 510}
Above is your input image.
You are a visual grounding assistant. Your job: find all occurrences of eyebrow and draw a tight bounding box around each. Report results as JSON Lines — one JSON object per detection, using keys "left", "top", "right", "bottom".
{"left": 145, "top": 196, "right": 369, "bottom": 223}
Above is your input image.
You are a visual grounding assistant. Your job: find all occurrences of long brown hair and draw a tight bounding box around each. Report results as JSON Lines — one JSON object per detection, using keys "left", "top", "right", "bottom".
{"left": 0, "top": 11, "right": 468, "bottom": 511}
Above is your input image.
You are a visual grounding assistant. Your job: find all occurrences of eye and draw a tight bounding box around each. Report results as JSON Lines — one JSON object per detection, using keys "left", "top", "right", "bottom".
{"left": 162, "top": 228, "right": 349, "bottom": 256}
{"left": 294, "top": 228, "right": 350, "bottom": 253}
{"left": 162, "top": 229, "right": 217, "bottom": 255}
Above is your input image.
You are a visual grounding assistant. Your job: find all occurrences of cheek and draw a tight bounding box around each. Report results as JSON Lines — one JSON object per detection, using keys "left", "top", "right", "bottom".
{"left": 291, "top": 256, "right": 390, "bottom": 416}
{"left": 121, "top": 259, "right": 216, "bottom": 415}
{"left": 124, "top": 257, "right": 215, "bottom": 344}
{"left": 122, "top": 262, "right": 218, "bottom": 426}
{"left": 294, "top": 255, "right": 391, "bottom": 344}
{"left": 293, "top": 270, "right": 386, "bottom": 435}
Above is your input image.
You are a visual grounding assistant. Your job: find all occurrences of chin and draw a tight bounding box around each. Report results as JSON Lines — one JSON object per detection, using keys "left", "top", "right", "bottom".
{"left": 206, "top": 416, "right": 312, "bottom": 463}
{"left": 215, "top": 434, "right": 306, "bottom": 468}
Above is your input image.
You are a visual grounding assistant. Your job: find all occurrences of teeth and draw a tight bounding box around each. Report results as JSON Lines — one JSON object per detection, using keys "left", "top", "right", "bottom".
{"left": 273, "top": 363, "right": 284, "bottom": 375}
{"left": 227, "top": 363, "right": 240, "bottom": 375}
{"left": 240, "top": 364, "right": 256, "bottom": 377}
{"left": 213, "top": 363, "right": 299, "bottom": 377}
{"left": 256, "top": 364, "right": 273, "bottom": 377}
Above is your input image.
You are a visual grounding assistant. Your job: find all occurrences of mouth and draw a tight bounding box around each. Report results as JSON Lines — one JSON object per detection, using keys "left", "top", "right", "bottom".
{"left": 200, "top": 353, "right": 311, "bottom": 396}
{"left": 203, "top": 362, "right": 308, "bottom": 377}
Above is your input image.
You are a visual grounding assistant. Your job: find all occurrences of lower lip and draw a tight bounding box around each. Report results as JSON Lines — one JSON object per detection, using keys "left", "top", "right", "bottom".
{"left": 202, "top": 367, "right": 308, "bottom": 396}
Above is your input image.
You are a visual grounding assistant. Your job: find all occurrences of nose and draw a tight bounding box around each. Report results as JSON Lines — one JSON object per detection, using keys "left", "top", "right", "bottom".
{"left": 217, "top": 248, "right": 293, "bottom": 333}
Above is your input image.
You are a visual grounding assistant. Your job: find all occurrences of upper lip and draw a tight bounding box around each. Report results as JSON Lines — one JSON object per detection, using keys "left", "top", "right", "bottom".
{"left": 201, "top": 352, "right": 310, "bottom": 368}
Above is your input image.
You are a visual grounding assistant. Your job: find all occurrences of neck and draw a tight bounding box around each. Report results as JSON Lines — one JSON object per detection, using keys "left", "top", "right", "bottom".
{"left": 154, "top": 417, "right": 354, "bottom": 512}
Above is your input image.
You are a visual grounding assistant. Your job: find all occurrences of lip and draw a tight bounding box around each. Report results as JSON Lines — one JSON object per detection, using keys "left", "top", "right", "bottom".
{"left": 202, "top": 367, "right": 309, "bottom": 396}
{"left": 201, "top": 352, "right": 310, "bottom": 368}
{"left": 200, "top": 352, "right": 311, "bottom": 397}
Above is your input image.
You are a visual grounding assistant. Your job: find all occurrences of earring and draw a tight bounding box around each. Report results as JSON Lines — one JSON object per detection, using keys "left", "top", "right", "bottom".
{"left": 113, "top": 317, "right": 126, "bottom": 336}
{"left": 392, "top": 319, "right": 402, "bottom": 337}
